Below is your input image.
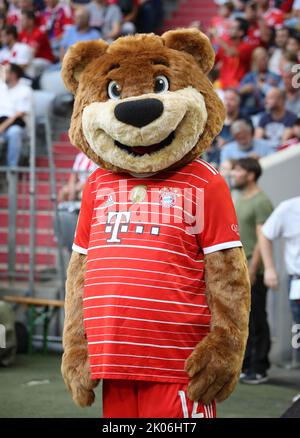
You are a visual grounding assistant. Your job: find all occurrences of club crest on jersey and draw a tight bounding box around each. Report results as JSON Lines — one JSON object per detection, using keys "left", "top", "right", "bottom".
{"left": 159, "top": 187, "right": 178, "bottom": 208}
{"left": 104, "top": 194, "right": 115, "bottom": 207}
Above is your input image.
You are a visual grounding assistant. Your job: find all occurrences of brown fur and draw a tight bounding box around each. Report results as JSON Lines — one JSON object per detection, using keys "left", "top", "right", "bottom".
{"left": 61, "top": 29, "right": 226, "bottom": 173}
{"left": 61, "top": 252, "right": 99, "bottom": 407}
{"left": 185, "top": 248, "right": 251, "bottom": 403}
{"left": 61, "top": 29, "right": 250, "bottom": 409}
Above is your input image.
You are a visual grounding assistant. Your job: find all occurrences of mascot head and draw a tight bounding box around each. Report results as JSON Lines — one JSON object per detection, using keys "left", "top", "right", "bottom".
{"left": 62, "top": 29, "right": 225, "bottom": 176}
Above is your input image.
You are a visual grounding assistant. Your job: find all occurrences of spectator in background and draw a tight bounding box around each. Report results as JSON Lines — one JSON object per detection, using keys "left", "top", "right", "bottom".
{"left": 244, "top": 1, "right": 261, "bottom": 47}
{"left": 60, "top": 7, "right": 101, "bottom": 61}
{"left": 6, "top": 0, "right": 39, "bottom": 30}
{"left": 40, "top": 0, "right": 73, "bottom": 58}
{"left": 259, "top": 196, "right": 300, "bottom": 367}
{"left": 136, "top": 0, "right": 164, "bottom": 34}
{"left": 217, "top": 88, "right": 243, "bottom": 147}
{"left": 208, "top": 1, "right": 234, "bottom": 45}
{"left": 269, "top": 26, "right": 289, "bottom": 75}
{"left": 0, "top": 12, "right": 6, "bottom": 38}
{"left": 284, "top": 0, "right": 300, "bottom": 29}
{"left": 6, "top": 0, "right": 18, "bottom": 27}
{"left": 59, "top": 151, "right": 97, "bottom": 202}
{"left": 85, "top": 0, "right": 122, "bottom": 42}
{"left": 257, "top": 0, "right": 283, "bottom": 28}
{"left": 279, "top": 117, "right": 300, "bottom": 149}
{"left": 214, "top": 17, "right": 256, "bottom": 89}
{"left": 256, "top": 87, "right": 297, "bottom": 148}
{"left": 239, "top": 46, "right": 282, "bottom": 116}
{"left": 117, "top": 0, "right": 139, "bottom": 35}
{"left": 282, "top": 62, "right": 300, "bottom": 117}
{"left": 285, "top": 31, "right": 300, "bottom": 60}
{"left": 0, "top": 25, "right": 33, "bottom": 74}
{"left": 19, "top": 9, "right": 55, "bottom": 76}
{"left": 220, "top": 119, "right": 273, "bottom": 164}
{"left": 219, "top": 158, "right": 236, "bottom": 185}
{"left": 58, "top": 151, "right": 97, "bottom": 252}
{"left": 0, "top": 63, "right": 32, "bottom": 167}
{"left": 231, "top": 157, "right": 273, "bottom": 384}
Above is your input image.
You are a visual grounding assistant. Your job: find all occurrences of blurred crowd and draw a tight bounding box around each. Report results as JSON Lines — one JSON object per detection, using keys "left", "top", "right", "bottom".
{"left": 0, "top": 0, "right": 164, "bottom": 168}
{"left": 0, "top": 0, "right": 164, "bottom": 73}
{"left": 204, "top": 0, "right": 300, "bottom": 169}
{"left": 204, "top": 0, "right": 300, "bottom": 386}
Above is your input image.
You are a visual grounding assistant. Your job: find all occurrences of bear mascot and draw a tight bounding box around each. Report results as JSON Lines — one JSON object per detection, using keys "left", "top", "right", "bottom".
{"left": 60, "top": 28, "right": 251, "bottom": 418}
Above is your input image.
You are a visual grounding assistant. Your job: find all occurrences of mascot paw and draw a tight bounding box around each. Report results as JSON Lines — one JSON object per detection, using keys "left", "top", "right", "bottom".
{"left": 61, "top": 354, "right": 100, "bottom": 407}
{"left": 69, "top": 380, "right": 97, "bottom": 407}
{"left": 184, "top": 335, "right": 242, "bottom": 404}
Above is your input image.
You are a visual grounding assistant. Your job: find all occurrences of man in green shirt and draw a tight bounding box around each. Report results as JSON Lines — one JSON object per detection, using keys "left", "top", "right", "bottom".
{"left": 231, "top": 157, "right": 273, "bottom": 384}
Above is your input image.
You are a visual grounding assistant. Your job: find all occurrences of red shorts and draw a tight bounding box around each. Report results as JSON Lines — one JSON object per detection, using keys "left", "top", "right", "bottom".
{"left": 102, "top": 379, "right": 216, "bottom": 418}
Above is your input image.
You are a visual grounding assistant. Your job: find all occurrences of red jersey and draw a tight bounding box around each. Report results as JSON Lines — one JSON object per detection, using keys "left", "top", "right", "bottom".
{"left": 263, "top": 8, "right": 284, "bottom": 27}
{"left": 73, "top": 159, "right": 242, "bottom": 383}
{"left": 19, "top": 28, "right": 55, "bottom": 63}
{"left": 40, "top": 5, "right": 73, "bottom": 40}
{"left": 216, "top": 40, "right": 256, "bottom": 89}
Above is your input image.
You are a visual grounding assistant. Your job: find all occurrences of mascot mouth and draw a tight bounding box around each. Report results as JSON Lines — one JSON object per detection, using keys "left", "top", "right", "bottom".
{"left": 115, "top": 131, "right": 175, "bottom": 156}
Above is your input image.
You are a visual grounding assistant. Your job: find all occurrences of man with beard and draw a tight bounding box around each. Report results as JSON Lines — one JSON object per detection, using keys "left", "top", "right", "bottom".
{"left": 231, "top": 158, "right": 273, "bottom": 384}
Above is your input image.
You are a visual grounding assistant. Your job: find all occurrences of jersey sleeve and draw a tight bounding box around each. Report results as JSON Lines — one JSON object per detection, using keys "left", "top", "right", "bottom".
{"left": 199, "top": 173, "right": 242, "bottom": 255}
{"left": 72, "top": 178, "right": 94, "bottom": 255}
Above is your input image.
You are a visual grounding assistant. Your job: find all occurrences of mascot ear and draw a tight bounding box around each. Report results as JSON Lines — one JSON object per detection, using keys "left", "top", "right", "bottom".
{"left": 162, "top": 28, "right": 215, "bottom": 75}
{"left": 61, "top": 39, "right": 109, "bottom": 94}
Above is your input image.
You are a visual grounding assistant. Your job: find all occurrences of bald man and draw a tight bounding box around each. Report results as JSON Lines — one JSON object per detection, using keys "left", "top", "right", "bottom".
{"left": 60, "top": 7, "right": 101, "bottom": 61}
{"left": 255, "top": 87, "right": 297, "bottom": 148}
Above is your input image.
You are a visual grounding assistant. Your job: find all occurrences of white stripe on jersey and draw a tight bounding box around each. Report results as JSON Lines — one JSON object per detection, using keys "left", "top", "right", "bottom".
{"left": 196, "top": 159, "right": 218, "bottom": 175}
{"left": 86, "top": 325, "right": 206, "bottom": 336}
{"left": 85, "top": 266, "right": 204, "bottom": 283}
{"left": 87, "top": 332, "right": 202, "bottom": 343}
{"left": 85, "top": 316, "right": 209, "bottom": 328}
{"left": 84, "top": 281, "right": 205, "bottom": 297}
{"left": 83, "top": 294, "right": 208, "bottom": 308}
{"left": 86, "top": 256, "right": 204, "bottom": 271}
{"left": 84, "top": 274, "right": 203, "bottom": 290}
{"left": 89, "top": 352, "right": 186, "bottom": 361}
{"left": 88, "top": 340, "right": 198, "bottom": 349}
{"left": 87, "top": 244, "right": 204, "bottom": 262}
{"left": 92, "top": 371, "right": 187, "bottom": 380}
{"left": 91, "top": 363, "right": 184, "bottom": 372}
{"left": 84, "top": 304, "right": 210, "bottom": 317}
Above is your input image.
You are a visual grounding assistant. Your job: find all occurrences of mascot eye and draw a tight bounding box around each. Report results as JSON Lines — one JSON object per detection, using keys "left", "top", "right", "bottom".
{"left": 108, "top": 81, "right": 121, "bottom": 99}
{"left": 154, "top": 75, "right": 169, "bottom": 94}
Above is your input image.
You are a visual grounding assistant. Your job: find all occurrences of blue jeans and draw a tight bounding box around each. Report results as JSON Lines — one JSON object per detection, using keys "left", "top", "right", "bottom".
{"left": 2, "top": 125, "right": 25, "bottom": 167}
{"left": 289, "top": 276, "right": 300, "bottom": 325}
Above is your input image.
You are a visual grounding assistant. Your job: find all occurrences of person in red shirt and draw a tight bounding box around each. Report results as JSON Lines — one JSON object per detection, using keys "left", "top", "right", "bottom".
{"left": 257, "top": 0, "right": 284, "bottom": 27}
{"left": 19, "top": 9, "right": 55, "bottom": 76}
{"left": 6, "top": 0, "right": 42, "bottom": 30}
{"left": 208, "top": 1, "right": 234, "bottom": 45}
{"left": 215, "top": 17, "right": 257, "bottom": 89}
{"left": 245, "top": 1, "right": 261, "bottom": 47}
{"left": 40, "top": 0, "right": 73, "bottom": 58}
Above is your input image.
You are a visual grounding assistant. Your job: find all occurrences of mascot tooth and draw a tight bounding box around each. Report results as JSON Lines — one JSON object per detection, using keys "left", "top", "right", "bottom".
{"left": 61, "top": 29, "right": 250, "bottom": 418}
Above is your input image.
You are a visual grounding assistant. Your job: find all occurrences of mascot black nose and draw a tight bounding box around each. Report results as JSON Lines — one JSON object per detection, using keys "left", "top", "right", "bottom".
{"left": 114, "top": 98, "right": 164, "bottom": 128}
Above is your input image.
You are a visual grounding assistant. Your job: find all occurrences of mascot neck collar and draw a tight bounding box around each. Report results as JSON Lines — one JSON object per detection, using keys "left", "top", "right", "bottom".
{"left": 129, "top": 172, "right": 158, "bottom": 178}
